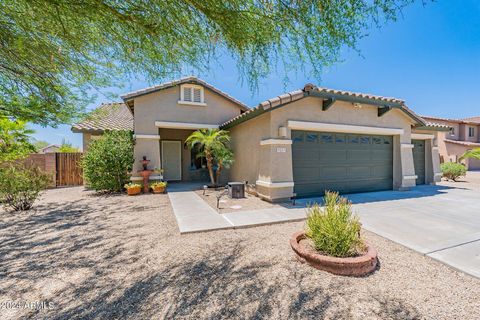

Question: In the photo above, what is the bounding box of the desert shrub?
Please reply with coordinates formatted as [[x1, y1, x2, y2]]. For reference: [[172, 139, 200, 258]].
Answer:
[[0, 162, 50, 211], [82, 131, 134, 192], [305, 191, 364, 258], [440, 162, 466, 181]]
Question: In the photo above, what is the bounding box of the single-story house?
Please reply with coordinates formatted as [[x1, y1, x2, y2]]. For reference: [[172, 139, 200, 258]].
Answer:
[[73, 76, 448, 202], [421, 115, 480, 170]]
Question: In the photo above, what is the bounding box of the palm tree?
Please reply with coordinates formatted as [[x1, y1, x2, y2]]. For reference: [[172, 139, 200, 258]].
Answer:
[[185, 129, 231, 186], [459, 148, 480, 162], [213, 146, 234, 185]]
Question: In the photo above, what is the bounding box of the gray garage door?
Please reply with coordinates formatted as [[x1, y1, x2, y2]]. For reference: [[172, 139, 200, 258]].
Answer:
[[292, 131, 393, 198], [412, 139, 426, 185]]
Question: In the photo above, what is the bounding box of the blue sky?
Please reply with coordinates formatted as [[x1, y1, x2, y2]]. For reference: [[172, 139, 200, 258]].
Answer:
[[30, 0, 480, 149]]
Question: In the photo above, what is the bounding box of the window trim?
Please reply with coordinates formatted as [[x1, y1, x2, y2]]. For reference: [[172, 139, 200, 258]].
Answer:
[[179, 84, 206, 106]]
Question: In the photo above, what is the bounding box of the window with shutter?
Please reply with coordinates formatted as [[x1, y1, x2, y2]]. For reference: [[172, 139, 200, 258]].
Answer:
[[183, 87, 192, 102], [179, 84, 205, 105], [193, 88, 201, 102]]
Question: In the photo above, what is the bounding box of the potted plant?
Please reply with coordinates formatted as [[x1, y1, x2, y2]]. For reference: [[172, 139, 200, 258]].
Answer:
[[124, 183, 142, 196], [290, 191, 377, 276], [150, 181, 167, 194]]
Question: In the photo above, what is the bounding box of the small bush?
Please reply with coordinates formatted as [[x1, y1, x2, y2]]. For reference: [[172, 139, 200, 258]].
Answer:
[[0, 162, 50, 211], [82, 131, 134, 192], [305, 191, 364, 258], [440, 162, 466, 181]]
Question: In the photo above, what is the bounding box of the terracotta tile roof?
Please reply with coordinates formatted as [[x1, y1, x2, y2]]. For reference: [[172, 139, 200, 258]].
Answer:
[[121, 76, 249, 111], [222, 84, 425, 128], [423, 122, 451, 129], [71, 103, 133, 133], [445, 139, 480, 147], [462, 116, 480, 123], [422, 115, 480, 125]]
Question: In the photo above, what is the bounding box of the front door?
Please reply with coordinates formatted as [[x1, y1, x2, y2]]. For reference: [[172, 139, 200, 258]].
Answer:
[[161, 140, 182, 181]]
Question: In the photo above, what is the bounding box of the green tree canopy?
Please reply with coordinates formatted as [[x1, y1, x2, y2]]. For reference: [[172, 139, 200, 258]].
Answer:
[[1, 0, 416, 126], [58, 138, 80, 153], [0, 118, 35, 161]]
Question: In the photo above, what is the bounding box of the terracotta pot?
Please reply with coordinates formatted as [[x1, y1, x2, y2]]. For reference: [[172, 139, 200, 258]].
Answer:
[[127, 186, 141, 196], [151, 186, 166, 194], [290, 231, 378, 277]]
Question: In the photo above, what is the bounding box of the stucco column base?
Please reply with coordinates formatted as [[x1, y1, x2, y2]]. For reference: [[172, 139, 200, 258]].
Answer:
[[256, 184, 294, 203], [397, 187, 411, 191], [133, 139, 161, 173]]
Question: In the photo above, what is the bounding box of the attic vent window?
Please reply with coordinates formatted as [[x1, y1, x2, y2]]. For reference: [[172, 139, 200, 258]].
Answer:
[[179, 84, 206, 106]]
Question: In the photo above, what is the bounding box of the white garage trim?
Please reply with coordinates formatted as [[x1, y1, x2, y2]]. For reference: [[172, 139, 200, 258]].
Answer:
[[260, 139, 292, 146], [256, 180, 294, 188], [411, 133, 434, 140], [155, 121, 218, 130], [287, 120, 404, 135], [134, 134, 161, 140]]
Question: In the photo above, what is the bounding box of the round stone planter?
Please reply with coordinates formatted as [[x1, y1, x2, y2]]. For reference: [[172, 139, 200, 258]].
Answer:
[[290, 231, 378, 276], [126, 187, 142, 196]]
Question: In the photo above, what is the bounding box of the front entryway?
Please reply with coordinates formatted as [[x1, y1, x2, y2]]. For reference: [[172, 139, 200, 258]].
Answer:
[[412, 139, 426, 185], [292, 131, 394, 198], [161, 140, 182, 181]]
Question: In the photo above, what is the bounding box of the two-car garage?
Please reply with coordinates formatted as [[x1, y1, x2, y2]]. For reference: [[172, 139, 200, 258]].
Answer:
[[292, 130, 394, 198]]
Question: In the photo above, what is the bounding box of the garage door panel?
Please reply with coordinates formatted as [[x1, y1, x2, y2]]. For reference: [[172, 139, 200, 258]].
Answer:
[[348, 149, 371, 161], [320, 150, 347, 162], [412, 139, 426, 185], [293, 167, 321, 182], [321, 166, 348, 179], [348, 166, 372, 179], [372, 149, 393, 161], [292, 130, 393, 197]]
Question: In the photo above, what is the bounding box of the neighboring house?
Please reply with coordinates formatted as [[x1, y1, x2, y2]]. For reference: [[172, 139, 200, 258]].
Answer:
[[39, 144, 60, 154], [71, 102, 133, 151], [72, 76, 448, 202], [422, 116, 480, 170]]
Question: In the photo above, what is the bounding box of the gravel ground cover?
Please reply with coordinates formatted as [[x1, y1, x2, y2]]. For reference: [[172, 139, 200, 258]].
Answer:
[[195, 189, 282, 213], [1, 186, 479, 319]]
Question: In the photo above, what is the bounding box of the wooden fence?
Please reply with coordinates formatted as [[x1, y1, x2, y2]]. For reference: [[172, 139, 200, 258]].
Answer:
[[21, 152, 83, 187], [56, 153, 83, 186]]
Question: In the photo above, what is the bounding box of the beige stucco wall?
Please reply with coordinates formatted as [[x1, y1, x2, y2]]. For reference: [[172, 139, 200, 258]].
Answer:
[[82, 133, 102, 152], [229, 97, 421, 201], [133, 86, 243, 135], [229, 112, 271, 184], [132, 85, 244, 177]]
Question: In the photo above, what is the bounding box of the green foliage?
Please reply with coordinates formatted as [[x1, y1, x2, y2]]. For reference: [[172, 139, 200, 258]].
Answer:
[[124, 182, 141, 190], [440, 162, 467, 181], [58, 139, 80, 153], [0, 118, 35, 161], [150, 181, 167, 188], [185, 129, 231, 186], [0, 0, 416, 125], [0, 162, 50, 211], [305, 192, 364, 258], [82, 131, 134, 192], [459, 148, 480, 161]]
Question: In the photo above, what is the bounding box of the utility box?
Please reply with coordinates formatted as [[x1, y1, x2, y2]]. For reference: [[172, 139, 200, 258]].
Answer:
[[228, 182, 245, 199]]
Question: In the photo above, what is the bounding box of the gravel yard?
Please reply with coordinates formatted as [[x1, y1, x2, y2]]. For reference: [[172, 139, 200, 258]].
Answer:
[[195, 189, 282, 213], [1, 187, 479, 319]]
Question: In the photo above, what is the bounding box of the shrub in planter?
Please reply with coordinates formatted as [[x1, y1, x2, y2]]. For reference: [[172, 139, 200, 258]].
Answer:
[[305, 192, 364, 258], [82, 131, 134, 192], [440, 162, 467, 181], [124, 183, 142, 195], [0, 162, 50, 211], [150, 181, 167, 194]]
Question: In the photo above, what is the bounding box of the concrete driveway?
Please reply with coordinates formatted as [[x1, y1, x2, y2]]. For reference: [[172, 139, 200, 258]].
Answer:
[[342, 185, 480, 278]]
